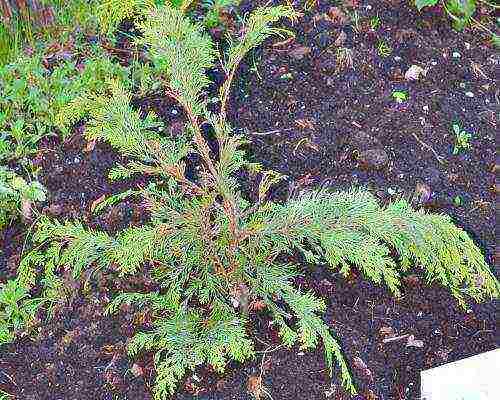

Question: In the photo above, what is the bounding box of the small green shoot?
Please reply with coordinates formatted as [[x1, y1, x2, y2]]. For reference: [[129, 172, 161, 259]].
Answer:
[[453, 195, 462, 207], [376, 39, 392, 57], [370, 15, 381, 30], [0, 388, 15, 399], [452, 123, 472, 155], [392, 91, 408, 103], [414, 0, 498, 44]]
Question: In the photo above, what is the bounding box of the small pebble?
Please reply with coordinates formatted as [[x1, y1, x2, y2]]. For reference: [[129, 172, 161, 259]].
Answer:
[[405, 65, 425, 81], [465, 92, 474, 98], [452, 51, 461, 58], [394, 56, 402, 62], [423, 105, 429, 111], [465, 42, 471, 50], [130, 363, 143, 378], [171, 109, 178, 115]]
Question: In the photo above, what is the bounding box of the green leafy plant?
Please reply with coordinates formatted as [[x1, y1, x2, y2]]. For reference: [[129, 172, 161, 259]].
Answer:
[[0, 279, 42, 345], [0, 0, 100, 66], [97, 0, 155, 35], [392, 90, 408, 102], [15, 4, 499, 400], [0, 166, 46, 229], [0, 388, 14, 399], [414, 0, 499, 46], [0, 47, 130, 160], [452, 122, 472, 154]]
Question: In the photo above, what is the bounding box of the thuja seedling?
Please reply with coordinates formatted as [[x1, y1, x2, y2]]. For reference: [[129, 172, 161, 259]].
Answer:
[[8, 3, 500, 400], [452, 122, 472, 155]]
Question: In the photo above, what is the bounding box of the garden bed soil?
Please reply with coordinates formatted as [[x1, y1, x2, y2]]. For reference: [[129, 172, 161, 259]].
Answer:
[[1, 1, 498, 399]]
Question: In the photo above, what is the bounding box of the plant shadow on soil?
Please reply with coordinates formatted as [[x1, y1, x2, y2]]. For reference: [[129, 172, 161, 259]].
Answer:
[[0, 1, 498, 399]]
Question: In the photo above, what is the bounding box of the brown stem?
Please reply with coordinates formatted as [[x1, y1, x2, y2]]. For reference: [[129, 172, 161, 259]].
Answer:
[[219, 66, 238, 121]]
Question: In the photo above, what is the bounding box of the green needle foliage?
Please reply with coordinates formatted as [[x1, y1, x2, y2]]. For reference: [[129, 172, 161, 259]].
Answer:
[[0, 279, 42, 345], [97, 0, 156, 35], [10, 3, 499, 399]]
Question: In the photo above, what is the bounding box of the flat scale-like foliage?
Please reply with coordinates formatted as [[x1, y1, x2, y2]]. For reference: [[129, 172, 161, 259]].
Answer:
[[5, 3, 498, 399]]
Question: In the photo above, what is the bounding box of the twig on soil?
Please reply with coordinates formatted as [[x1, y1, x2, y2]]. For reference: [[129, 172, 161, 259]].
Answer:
[[256, 344, 283, 400], [411, 131, 445, 165], [471, 329, 493, 338], [382, 334, 410, 343], [101, 43, 135, 55], [247, 128, 293, 136], [0, 370, 17, 387], [352, 297, 359, 310]]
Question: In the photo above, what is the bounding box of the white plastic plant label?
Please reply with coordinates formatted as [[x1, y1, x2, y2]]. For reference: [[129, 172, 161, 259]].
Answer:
[[421, 349, 500, 400]]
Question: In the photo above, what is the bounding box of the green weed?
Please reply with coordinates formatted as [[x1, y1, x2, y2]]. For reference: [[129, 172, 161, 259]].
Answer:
[[0, 166, 46, 229], [414, 0, 499, 47], [0, 46, 130, 160], [452, 122, 472, 154]]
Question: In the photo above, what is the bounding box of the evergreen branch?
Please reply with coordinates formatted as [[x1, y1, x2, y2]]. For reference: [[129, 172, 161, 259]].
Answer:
[[220, 5, 298, 118], [97, 0, 156, 35], [136, 6, 217, 118], [257, 190, 499, 305]]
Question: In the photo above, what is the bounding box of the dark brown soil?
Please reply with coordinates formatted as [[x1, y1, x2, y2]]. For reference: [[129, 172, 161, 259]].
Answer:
[[1, 1, 498, 400]]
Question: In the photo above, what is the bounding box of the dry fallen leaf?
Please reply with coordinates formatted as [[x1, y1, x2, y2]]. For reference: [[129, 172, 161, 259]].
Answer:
[[249, 299, 267, 312], [295, 119, 315, 130], [353, 356, 368, 371], [353, 356, 373, 381], [184, 375, 204, 395], [335, 30, 347, 46], [85, 138, 96, 152], [247, 375, 262, 399], [405, 65, 426, 81], [379, 326, 395, 338], [272, 36, 294, 48], [326, 7, 349, 25], [364, 389, 378, 400], [21, 199, 33, 222], [288, 45, 311, 60], [130, 363, 143, 378], [403, 274, 421, 287]]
